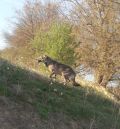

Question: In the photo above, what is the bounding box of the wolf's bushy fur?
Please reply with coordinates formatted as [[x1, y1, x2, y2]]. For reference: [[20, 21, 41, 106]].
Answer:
[[37, 55, 79, 86]]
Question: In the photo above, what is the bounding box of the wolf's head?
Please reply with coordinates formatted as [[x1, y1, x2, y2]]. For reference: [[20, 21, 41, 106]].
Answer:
[[37, 55, 50, 63]]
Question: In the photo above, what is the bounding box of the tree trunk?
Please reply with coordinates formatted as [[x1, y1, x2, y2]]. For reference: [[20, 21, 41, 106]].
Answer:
[[94, 71, 112, 88], [99, 75, 109, 88], [94, 71, 104, 84]]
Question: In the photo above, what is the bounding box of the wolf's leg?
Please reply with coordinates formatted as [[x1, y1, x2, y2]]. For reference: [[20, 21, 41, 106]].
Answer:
[[68, 74, 79, 86], [50, 73, 55, 78], [71, 76, 76, 86], [63, 75, 70, 86], [71, 77, 80, 86], [63, 78, 67, 85], [51, 74, 56, 83], [49, 72, 56, 85]]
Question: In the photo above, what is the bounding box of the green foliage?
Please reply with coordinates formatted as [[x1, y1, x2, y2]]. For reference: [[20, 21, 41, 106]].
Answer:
[[32, 22, 75, 65]]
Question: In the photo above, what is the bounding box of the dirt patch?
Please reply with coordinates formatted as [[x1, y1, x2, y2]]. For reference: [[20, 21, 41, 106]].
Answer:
[[0, 96, 85, 129], [0, 96, 43, 129]]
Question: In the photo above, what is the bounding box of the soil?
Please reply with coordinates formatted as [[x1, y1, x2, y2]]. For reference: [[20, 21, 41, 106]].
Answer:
[[0, 96, 84, 129]]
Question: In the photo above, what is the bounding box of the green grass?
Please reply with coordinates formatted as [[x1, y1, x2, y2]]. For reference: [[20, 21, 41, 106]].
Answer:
[[0, 58, 120, 129]]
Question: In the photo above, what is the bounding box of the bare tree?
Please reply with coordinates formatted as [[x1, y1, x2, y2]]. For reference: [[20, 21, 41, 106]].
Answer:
[[5, 0, 60, 47], [63, 0, 120, 87], [3, 0, 60, 67]]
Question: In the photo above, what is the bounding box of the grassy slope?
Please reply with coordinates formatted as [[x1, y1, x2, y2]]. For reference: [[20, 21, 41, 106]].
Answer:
[[0, 58, 120, 129]]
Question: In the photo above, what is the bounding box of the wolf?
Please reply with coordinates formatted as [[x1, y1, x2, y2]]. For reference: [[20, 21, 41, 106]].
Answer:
[[37, 55, 80, 86]]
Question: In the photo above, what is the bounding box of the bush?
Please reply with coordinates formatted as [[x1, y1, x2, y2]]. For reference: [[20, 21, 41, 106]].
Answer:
[[32, 22, 75, 66]]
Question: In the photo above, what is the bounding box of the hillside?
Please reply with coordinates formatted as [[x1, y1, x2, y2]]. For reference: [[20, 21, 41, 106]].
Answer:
[[0, 58, 120, 129]]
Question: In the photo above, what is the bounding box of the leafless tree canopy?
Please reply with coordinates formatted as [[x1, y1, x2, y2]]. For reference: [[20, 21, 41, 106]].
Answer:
[[61, 0, 120, 87]]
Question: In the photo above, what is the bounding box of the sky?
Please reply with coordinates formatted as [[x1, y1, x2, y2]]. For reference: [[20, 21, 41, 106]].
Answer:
[[0, 0, 25, 50], [0, 0, 60, 50]]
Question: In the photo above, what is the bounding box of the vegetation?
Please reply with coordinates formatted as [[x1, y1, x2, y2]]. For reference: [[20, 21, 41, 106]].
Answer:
[[67, 0, 120, 87], [0, 0, 120, 128], [0, 58, 120, 129], [32, 22, 75, 65], [2, 0, 120, 87]]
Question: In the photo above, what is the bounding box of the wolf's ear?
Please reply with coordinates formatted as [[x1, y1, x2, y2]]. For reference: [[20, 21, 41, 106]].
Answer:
[[43, 55, 47, 58], [37, 56, 42, 60]]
